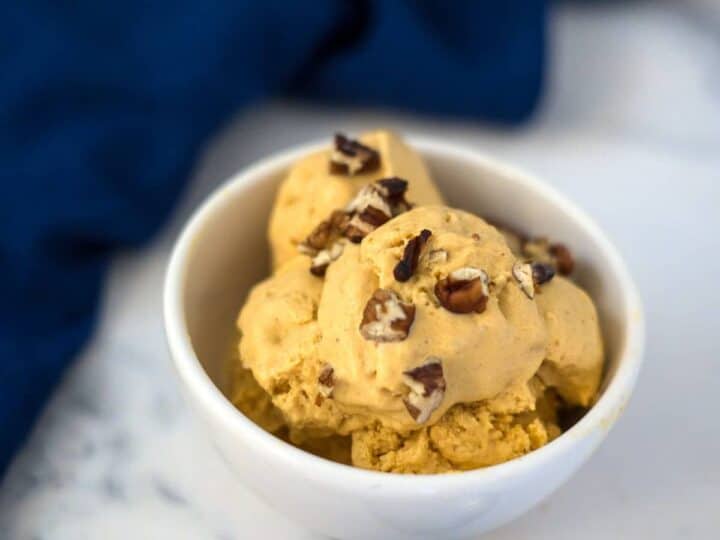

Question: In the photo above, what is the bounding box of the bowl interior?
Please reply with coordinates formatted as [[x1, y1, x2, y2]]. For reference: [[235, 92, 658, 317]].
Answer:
[[182, 143, 628, 410]]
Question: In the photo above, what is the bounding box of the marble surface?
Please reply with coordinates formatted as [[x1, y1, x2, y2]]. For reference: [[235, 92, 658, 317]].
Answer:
[[2, 2, 719, 538]]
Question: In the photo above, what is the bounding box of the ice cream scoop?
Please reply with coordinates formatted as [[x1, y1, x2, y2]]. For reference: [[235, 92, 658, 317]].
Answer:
[[268, 130, 444, 268], [535, 276, 604, 407], [236, 204, 592, 440], [317, 205, 548, 431], [233, 134, 606, 474]]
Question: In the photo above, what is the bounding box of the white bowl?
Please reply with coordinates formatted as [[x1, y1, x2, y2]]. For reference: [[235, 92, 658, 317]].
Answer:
[[163, 137, 645, 539]]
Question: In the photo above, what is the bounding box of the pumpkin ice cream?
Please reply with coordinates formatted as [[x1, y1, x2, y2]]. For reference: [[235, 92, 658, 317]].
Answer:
[[268, 130, 444, 268], [231, 132, 604, 473]]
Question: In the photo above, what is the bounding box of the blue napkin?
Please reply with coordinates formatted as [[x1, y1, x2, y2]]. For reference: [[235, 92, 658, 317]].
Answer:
[[0, 0, 546, 475]]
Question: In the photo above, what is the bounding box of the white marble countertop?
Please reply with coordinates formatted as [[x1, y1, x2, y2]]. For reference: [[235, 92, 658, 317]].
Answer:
[[2, 2, 719, 538]]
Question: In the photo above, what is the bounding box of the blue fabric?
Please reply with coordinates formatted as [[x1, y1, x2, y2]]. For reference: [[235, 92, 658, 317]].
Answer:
[[0, 1, 546, 475]]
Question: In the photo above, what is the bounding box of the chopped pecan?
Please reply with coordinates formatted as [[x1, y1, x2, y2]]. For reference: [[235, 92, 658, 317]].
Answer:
[[402, 358, 446, 423], [345, 184, 393, 215], [310, 240, 346, 277], [394, 229, 432, 282], [427, 249, 448, 265], [359, 289, 415, 342], [318, 364, 335, 398], [434, 267, 490, 314], [358, 205, 391, 228], [299, 210, 350, 255], [343, 184, 393, 243], [340, 178, 414, 243], [549, 243, 574, 275], [344, 212, 388, 243], [523, 238, 575, 276], [513, 260, 556, 298], [513, 261, 535, 299], [329, 133, 380, 176], [297, 243, 317, 256], [343, 223, 369, 244], [531, 262, 556, 285], [330, 209, 352, 229], [376, 177, 411, 213], [303, 220, 332, 252]]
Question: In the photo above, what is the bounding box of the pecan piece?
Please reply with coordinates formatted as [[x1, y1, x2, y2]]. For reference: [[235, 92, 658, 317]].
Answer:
[[549, 243, 574, 275], [513, 260, 556, 299], [359, 289, 415, 342], [329, 133, 380, 176], [402, 358, 446, 424], [434, 267, 490, 314], [345, 184, 393, 215], [343, 184, 393, 243], [318, 364, 335, 398], [310, 240, 346, 277], [532, 262, 556, 285], [427, 249, 448, 265], [302, 219, 332, 253], [512, 261, 535, 299], [344, 211, 389, 243], [358, 205, 391, 228], [394, 229, 432, 282], [523, 237, 575, 276], [299, 210, 350, 255], [339, 178, 413, 243], [376, 177, 411, 213]]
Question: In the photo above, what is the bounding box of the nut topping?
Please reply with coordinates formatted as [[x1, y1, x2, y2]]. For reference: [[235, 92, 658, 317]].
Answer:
[[531, 262, 556, 285], [299, 210, 350, 258], [297, 242, 316, 256], [310, 240, 346, 277], [513, 261, 535, 299], [303, 219, 332, 252], [376, 177, 411, 213], [434, 267, 490, 314], [342, 179, 411, 243], [377, 177, 407, 198], [359, 289, 415, 342], [345, 184, 393, 216], [513, 260, 556, 298], [523, 237, 575, 276], [394, 229, 432, 282], [549, 243, 574, 275], [301, 210, 349, 252], [300, 209, 351, 276], [427, 249, 448, 265], [318, 364, 335, 398], [344, 212, 389, 243], [329, 133, 380, 176], [344, 185, 393, 242], [402, 358, 446, 423], [302, 177, 411, 262]]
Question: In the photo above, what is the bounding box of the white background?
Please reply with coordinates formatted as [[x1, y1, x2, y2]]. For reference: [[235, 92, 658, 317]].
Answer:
[[1, 2, 719, 538]]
